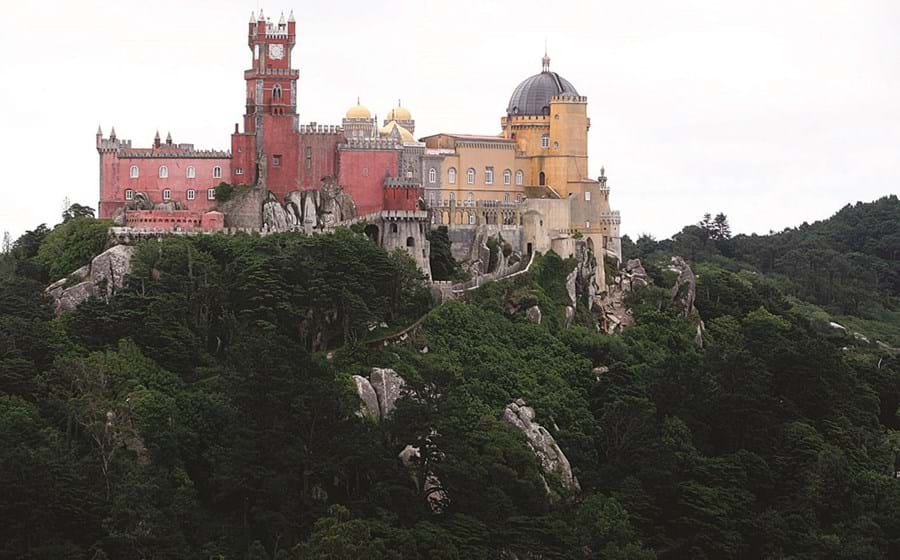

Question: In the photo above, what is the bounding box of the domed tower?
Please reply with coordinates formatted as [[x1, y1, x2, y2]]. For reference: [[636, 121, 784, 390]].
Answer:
[[501, 52, 589, 198], [384, 101, 415, 135], [343, 98, 375, 139]]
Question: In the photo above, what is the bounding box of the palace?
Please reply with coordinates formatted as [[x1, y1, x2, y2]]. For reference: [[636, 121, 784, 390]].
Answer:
[[97, 10, 622, 288]]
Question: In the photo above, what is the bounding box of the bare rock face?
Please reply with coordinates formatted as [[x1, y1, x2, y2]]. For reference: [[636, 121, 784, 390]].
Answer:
[[564, 305, 575, 328], [502, 399, 580, 494], [596, 258, 648, 333], [352, 375, 380, 420], [669, 256, 705, 346], [262, 193, 295, 231], [574, 240, 599, 310], [526, 306, 542, 325], [46, 244, 136, 314]]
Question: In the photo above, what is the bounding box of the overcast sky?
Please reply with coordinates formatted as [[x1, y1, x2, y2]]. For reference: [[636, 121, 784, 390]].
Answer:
[[1, 0, 898, 241]]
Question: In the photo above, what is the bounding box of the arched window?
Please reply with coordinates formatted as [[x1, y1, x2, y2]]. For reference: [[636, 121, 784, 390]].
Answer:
[[485, 168, 493, 185], [187, 189, 196, 200], [273, 84, 282, 100], [129, 165, 139, 178], [213, 166, 222, 179], [466, 168, 475, 185], [162, 189, 172, 200], [541, 134, 550, 149], [186, 166, 196, 179], [159, 165, 168, 178], [428, 167, 437, 184], [448, 167, 456, 184], [515, 170, 524, 185], [449, 192, 456, 202], [503, 169, 511, 185], [406, 236, 415, 247], [539, 171, 546, 185], [467, 191, 474, 203]]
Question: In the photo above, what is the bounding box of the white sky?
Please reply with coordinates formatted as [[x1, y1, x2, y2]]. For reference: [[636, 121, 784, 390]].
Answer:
[[1, 0, 898, 241]]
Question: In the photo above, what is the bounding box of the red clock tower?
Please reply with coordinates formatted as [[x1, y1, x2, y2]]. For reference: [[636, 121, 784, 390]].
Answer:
[[231, 9, 299, 199]]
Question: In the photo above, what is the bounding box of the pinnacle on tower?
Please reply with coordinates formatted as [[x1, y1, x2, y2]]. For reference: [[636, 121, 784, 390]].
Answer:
[[96, 125, 103, 136], [279, 11, 285, 25], [110, 126, 116, 139], [249, 10, 255, 22], [258, 8, 265, 21], [166, 131, 172, 145], [542, 50, 551, 73], [288, 9, 295, 22]]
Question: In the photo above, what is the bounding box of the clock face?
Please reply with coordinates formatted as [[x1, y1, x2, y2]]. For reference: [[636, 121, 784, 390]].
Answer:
[[268, 43, 285, 60]]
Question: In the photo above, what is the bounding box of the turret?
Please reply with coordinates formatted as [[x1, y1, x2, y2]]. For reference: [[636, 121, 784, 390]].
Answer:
[[165, 131, 173, 146], [109, 126, 116, 141], [96, 125, 102, 148], [153, 130, 161, 148]]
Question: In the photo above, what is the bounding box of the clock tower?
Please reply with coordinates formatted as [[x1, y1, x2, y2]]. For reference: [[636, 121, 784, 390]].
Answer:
[[232, 9, 300, 198]]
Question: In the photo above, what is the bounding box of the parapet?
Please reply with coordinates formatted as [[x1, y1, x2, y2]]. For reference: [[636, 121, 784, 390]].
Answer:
[[384, 177, 421, 188], [340, 137, 402, 150], [299, 123, 344, 135], [550, 94, 588, 104]]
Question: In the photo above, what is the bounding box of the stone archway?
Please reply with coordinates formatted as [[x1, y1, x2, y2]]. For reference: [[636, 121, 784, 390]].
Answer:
[[364, 224, 379, 243]]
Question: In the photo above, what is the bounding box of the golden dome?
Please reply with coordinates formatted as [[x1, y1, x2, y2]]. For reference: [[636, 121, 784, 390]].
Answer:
[[345, 102, 371, 119], [379, 121, 415, 143], [386, 105, 412, 121]]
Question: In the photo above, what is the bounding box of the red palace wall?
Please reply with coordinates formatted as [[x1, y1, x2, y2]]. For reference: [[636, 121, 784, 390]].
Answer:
[[337, 150, 399, 215], [298, 132, 342, 190], [260, 115, 299, 200], [383, 187, 423, 211], [99, 152, 231, 219]]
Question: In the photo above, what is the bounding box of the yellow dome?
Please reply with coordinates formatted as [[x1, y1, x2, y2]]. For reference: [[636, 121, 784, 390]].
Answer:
[[345, 103, 371, 119], [386, 106, 412, 121], [379, 121, 415, 143]]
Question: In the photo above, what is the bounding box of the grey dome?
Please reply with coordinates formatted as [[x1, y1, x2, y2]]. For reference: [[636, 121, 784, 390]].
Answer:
[[507, 64, 579, 116]]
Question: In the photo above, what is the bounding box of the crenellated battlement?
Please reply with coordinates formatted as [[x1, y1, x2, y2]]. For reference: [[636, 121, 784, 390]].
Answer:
[[340, 137, 401, 150], [384, 177, 421, 188], [550, 94, 588, 104], [298, 123, 343, 135]]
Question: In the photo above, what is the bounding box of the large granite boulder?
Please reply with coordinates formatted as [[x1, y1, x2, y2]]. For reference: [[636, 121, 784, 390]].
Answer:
[[596, 258, 648, 333], [502, 399, 580, 494], [262, 193, 295, 232], [399, 444, 449, 513], [669, 256, 704, 346], [526, 305, 542, 325], [46, 244, 136, 314], [353, 368, 406, 421]]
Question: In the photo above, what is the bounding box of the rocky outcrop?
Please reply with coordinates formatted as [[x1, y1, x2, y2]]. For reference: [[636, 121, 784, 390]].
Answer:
[[574, 240, 599, 310], [261, 184, 358, 233], [399, 444, 449, 513], [669, 256, 704, 346], [564, 305, 575, 328], [526, 305, 542, 325], [46, 244, 136, 314], [596, 258, 648, 333], [353, 368, 406, 421], [502, 399, 580, 494]]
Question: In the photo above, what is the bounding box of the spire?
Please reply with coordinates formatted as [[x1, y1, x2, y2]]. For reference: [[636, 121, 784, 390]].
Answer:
[[249, 10, 255, 23], [288, 9, 295, 22], [600, 166, 605, 178], [154, 130, 160, 140], [258, 8, 265, 21], [357, 96, 360, 105], [278, 11, 285, 25], [110, 126, 116, 139], [542, 43, 550, 72], [165, 131, 172, 145], [96, 125, 102, 136]]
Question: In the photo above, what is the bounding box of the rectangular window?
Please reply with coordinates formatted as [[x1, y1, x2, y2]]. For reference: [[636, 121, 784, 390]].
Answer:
[[235, 167, 244, 175], [362, 167, 369, 177], [585, 191, 591, 201], [207, 188, 216, 200], [187, 189, 195, 201], [125, 189, 134, 200], [585, 221, 591, 229], [305, 147, 312, 169], [273, 154, 282, 167], [541, 135, 550, 149], [163, 189, 172, 201]]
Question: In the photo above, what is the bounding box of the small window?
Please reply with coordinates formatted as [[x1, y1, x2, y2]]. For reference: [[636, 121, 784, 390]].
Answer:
[[468, 214, 476, 225], [186, 166, 196, 179], [449, 192, 456, 202], [516, 193, 524, 203], [163, 189, 171, 201], [586, 221, 591, 228], [541, 135, 550, 149], [466, 168, 475, 185], [159, 165, 168, 178], [390, 223, 398, 233], [125, 189, 134, 200], [429, 167, 437, 184], [273, 154, 282, 167], [305, 147, 312, 169], [504, 192, 510, 203], [235, 167, 243, 175], [362, 167, 369, 177], [515, 170, 524, 186], [213, 166, 222, 178], [467, 192, 474, 202], [553, 141, 559, 149], [187, 189, 196, 200], [273, 84, 282, 100], [585, 191, 591, 201], [130, 165, 139, 178], [207, 188, 216, 200], [448, 167, 457, 184], [485, 168, 493, 185], [503, 169, 511, 185], [406, 236, 415, 247]]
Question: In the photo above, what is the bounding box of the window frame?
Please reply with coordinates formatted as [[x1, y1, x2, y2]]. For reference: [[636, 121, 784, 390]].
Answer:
[[129, 165, 139, 178], [540, 134, 550, 149], [187, 189, 196, 201], [448, 167, 457, 184], [503, 169, 511, 185], [213, 166, 222, 179], [162, 189, 172, 201], [125, 189, 134, 201], [207, 188, 216, 200], [186, 165, 196, 179], [466, 168, 475, 185], [485, 168, 493, 185], [428, 167, 437, 184], [159, 165, 168, 178], [515, 170, 524, 186]]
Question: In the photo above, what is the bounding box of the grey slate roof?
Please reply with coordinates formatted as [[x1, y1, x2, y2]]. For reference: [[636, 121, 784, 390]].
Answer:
[[507, 71, 579, 116]]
